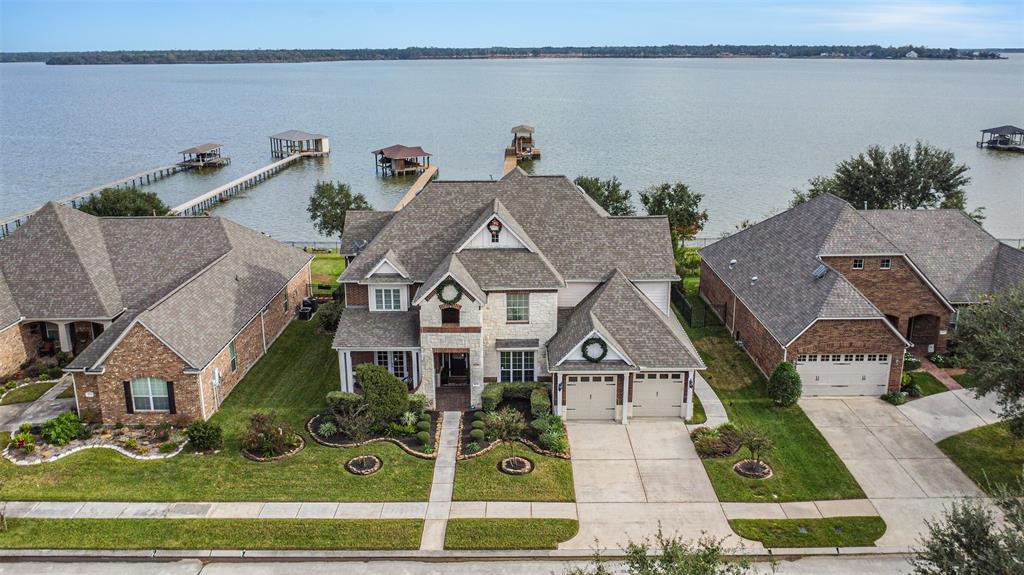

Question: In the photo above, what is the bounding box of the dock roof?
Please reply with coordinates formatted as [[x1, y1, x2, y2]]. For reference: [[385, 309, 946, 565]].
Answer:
[[511, 124, 535, 134], [981, 125, 1024, 135], [372, 145, 431, 159], [270, 130, 327, 141], [179, 143, 223, 155]]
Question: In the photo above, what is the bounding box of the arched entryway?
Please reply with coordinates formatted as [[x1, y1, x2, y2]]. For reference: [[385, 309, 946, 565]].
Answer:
[[908, 314, 942, 353]]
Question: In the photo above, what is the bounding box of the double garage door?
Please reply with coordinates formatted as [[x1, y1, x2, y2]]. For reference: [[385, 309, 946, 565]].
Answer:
[[796, 353, 891, 396], [564, 372, 685, 420]]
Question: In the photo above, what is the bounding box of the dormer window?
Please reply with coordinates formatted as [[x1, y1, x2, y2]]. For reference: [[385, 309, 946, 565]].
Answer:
[[487, 218, 503, 243]]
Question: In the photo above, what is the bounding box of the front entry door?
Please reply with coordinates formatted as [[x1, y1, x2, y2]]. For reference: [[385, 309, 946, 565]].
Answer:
[[436, 352, 469, 386]]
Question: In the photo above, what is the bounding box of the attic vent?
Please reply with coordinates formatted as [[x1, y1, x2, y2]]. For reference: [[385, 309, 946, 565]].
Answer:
[[354, 239, 368, 253], [812, 264, 829, 279], [729, 259, 737, 269], [750, 276, 758, 285]]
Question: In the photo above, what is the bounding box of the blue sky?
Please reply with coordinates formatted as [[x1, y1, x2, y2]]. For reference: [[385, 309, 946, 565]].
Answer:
[[1, 0, 1021, 52]]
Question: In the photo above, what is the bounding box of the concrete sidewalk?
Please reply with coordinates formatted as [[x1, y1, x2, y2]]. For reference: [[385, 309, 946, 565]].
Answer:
[[419, 411, 460, 550], [689, 374, 729, 429]]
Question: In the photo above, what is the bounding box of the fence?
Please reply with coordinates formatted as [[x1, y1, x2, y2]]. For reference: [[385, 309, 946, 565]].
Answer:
[[671, 283, 723, 329], [283, 240, 342, 253]]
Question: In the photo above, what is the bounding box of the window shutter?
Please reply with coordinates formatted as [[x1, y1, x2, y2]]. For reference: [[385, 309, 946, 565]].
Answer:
[[167, 381, 177, 414], [123, 381, 134, 414]]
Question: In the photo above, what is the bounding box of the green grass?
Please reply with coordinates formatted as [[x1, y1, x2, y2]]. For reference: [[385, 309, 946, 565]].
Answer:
[[445, 519, 578, 550], [311, 251, 346, 296], [0, 518, 422, 550], [56, 385, 75, 399], [453, 444, 575, 502], [952, 372, 977, 388], [687, 394, 707, 425], [938, 422, 1024, 494], [0, 382, 57, 405], [907, 371, 948, 397], [729, 517, 886, 548], [0, 318, 434, 502]]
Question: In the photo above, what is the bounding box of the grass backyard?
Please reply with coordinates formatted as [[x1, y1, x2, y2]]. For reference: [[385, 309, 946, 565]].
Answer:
[[730, 517, 886, 548], [952, 372, 977, 388], [0, 518, 423, 550], [453, 445, 575, 502], [0, 318, 435, 502], [907, 371, 948, 397], [938, 422, 1024, 494], [0, 382, 57, 405], [445, 519, 578, 550], [311, 250, 345, 296]]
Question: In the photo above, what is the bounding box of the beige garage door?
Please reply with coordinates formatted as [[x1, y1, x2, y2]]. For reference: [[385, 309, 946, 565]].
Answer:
[[565, 375, 617, 420], [632, 372, 684, 418], [797, 353, 891, 396]]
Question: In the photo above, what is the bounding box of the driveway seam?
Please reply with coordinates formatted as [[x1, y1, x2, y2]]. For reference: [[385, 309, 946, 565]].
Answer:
[[624, 426, 650, 503]]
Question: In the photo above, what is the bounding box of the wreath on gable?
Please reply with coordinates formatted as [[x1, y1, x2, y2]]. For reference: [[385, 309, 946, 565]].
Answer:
[[581, 337, 608, 363], [437, 278, 463, 305]]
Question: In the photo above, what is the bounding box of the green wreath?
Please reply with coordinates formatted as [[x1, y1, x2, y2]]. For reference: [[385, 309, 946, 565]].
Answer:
[[436, 278, 463, 305], [581, 337, 608, 363]]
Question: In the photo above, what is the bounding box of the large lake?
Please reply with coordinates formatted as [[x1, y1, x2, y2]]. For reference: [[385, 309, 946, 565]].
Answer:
[[1, 57, 1022, 241]]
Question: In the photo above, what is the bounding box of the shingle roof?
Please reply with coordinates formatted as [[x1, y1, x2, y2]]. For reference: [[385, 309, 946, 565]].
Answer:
[[993, 243, 1024, 293], [495, 339, 540, 349], [340, 211, 394, 256], [0, 269, 20, 331], [339, 169, 677, 284], [331, 309, 420, 349], [414, 253, 487, 305], [981, 125, 1024, 135], [456, 249, 563, 290], [180, 143, 222, 155], [372, 145, 431, 159], [547, 270, 704, 371], [271, 130, 326, 141]]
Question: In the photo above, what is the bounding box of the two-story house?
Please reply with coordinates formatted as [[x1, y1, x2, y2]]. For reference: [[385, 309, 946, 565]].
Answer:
[[332, 169, 704, 421], [699, 193, 1024, 396]]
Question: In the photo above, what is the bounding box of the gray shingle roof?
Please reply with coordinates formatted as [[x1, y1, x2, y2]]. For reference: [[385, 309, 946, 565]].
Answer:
[[271, 130, 326, 141], [340, 211, 394, 256], [0, 269, 20, 330], [339, 169, 677, 284], [331, 309, 420, 349], [456, 249, 563, 290], [547, 270, 704, 371], [993, 243, 1024, 293], [365, 249, 411, 280], [414, 253, 487, 305]]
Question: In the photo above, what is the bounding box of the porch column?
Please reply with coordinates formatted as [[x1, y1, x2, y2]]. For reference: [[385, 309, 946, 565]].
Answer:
[[57, 321, 73, 354], [412, 351, 420, 387], [554, 373, 563, 417], [621, 373, 630, 425], [685, 371, 695, 420], [339, 350, 354, 392]]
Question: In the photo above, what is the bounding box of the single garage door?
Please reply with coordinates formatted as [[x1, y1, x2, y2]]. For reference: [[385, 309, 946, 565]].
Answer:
[[797, 353, 891, 396], [565, 375, 617, 420], [632, 372, 684, 418]]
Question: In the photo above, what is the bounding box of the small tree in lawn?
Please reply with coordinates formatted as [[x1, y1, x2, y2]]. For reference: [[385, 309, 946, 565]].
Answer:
[[738, 427, 773, 468], [485, 406, 527, 463], [306, 181, 372, 242], [767, 361, 802, 407], [639, 182, 709, 247]]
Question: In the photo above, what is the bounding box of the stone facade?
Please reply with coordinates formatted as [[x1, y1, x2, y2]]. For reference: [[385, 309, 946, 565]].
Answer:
[[0, 322, 32, 378], [479, 291, 558, 380], [789, 319, 906, 392]]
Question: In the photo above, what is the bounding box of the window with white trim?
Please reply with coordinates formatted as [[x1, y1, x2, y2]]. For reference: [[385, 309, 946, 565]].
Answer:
[[131, 377, 169, 412], [807, 354, 818, 362], [500, 351, 535, 382], [506, 293, 529, 322], [375, 351, 407, 379], [228, 341, 237, 372], [855, 354, 865, 361], [843, 354, 854, 362], [374, 288, 402, 311], [880, 258, 891, 270], [852, 258, 864, 270]]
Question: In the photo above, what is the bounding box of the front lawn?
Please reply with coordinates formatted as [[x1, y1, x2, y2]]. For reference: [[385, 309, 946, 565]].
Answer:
[[0, 318, 434, 502], [687, 394, 707, 425], [907, 371, 948, 397], [311, 251, 345, 296], [0, 382, 57, 405], [453, 444, 575, 502], [729, 517, 886, 548], [445, 519, 578, 550], [938, 422, 1024, 494], [952, 372, 977, 388], [0, 518, 422, 550]]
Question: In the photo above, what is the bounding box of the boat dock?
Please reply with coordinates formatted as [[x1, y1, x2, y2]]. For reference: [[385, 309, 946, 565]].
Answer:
[[978, 125, 1024, 153], [393, 165, 439, 211], [171, 152, 311, 216], [502, 124, 540, 175]]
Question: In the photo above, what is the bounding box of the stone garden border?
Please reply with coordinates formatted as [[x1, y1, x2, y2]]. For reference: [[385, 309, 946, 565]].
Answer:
[[305, 413, 442, 460], [345, 454, 383, 475], [2, 437, 188, 466], [241, 435, 305, 463], [455, 412, 571, 461]]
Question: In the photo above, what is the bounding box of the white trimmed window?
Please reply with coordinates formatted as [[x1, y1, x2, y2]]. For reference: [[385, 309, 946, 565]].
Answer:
[[229, 341, 237, 372], [506, 293, 529, 322], [375, 351, 407, 379], [500, 351, 535, 382], [131, 377, 169, 412], [867, 354, 877, 361], [807, 354, 818, 362], [374, 288, 402, 311], [880, 258, 891, 270], [843, 354, 854, 362], [852, 258, 864, 270]]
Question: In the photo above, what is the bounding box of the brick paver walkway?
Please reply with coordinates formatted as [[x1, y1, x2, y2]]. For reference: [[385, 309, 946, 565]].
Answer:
[[913, 353, 962, 391]]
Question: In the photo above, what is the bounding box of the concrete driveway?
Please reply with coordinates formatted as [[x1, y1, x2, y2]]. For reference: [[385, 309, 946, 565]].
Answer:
[[561, 420, 749, 550], [0, 381, 75, 432], [899, 389, 1002, 442], [800, 397, 985, 547]]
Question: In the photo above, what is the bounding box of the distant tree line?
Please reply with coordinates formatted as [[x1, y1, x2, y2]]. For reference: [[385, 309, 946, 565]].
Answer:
[[0, 45, 1004, 65]]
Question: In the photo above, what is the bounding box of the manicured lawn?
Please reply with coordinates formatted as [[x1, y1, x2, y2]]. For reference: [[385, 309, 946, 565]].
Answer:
[[907, 371, 948, 397], [938, 422, 1024, 494], [687, 394, 707, 425], [729, 517, 886, 548], [56, 385, 75, 399], [311, 251, 345, 296], [0, 318, 434, 502], [445, 519, 578, 550], [0, 518, 422, 550], [952, 372, 977, 388], [0, 382, 56, 405], [453, 445, 575, 502]]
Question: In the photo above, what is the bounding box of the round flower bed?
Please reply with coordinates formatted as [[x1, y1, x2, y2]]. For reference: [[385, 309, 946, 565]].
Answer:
[[241, 435, 305, 463], [732, 458, 773, 479], [345, 454, 383, 475], [498, 455, 534, 475]]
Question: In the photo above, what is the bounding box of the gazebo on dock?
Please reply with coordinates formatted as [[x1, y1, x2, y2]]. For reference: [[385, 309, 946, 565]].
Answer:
[[270, 130, 330, 158], [178, 143, 230, 168], [978, 125, 1024, 153], [372, 145, 432, 176], [508, 124, 540, 160]]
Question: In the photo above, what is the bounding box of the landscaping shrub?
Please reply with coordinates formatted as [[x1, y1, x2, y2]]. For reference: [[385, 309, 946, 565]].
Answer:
[[693, 423, 742, 458], [902, 381, 922, 397], [469, 428, 485, 441], [530, 413, 562, 434], [317, 421, 338, 437], [329, 394, 375, 443], [881, 391, 908, 406], [123, 437, 139, 451], [481, 382, 546, 412], [416, 420, 431, 432], [326, 391, 363, 413], [530, 387, 552, 418], [186, 421, 223, 451], [357, 364, 409, 425], [13, 431, 34, 450], [387, 421, 415, 436], [408, 394, 427, 416], [41, 412, 83, 446], [481, 383, 504, 412], [767, 361, 801, 407], [737, 426, 774, 464], [538, 428, 569, 453], [473, 411, 486, 421], [471, 420, 485, 430], [400, 411, 419, 428], [904, 353, 921, 371], [717, 423, 742, 451], [416, 430, 431, 445], [318, 300, 344, 331], [465, 441, 481, 454], [242, 413, 301, 458], [158, 442, 178, 454]]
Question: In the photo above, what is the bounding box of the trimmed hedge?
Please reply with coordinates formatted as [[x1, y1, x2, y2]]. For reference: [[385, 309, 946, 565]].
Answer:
[[530, 387, 552, 418], [480, 382, 548, 412]]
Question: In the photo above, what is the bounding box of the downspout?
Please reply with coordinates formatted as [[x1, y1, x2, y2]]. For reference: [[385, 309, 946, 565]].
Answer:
[[198, 372, 207, 420]]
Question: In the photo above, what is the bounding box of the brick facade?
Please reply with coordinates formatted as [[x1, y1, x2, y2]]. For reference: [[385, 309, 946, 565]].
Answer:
[[790, 319, 906, 392], [0, 322, 32, 378], [346, 284, 368, 307]]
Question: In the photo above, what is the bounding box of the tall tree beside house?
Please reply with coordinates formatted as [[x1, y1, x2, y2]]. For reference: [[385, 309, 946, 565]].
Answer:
[[953, 285, 1024, 438], [573, 176, 636, 216], [76, 187, 171, 217], [639, 182, 709, 245], [791, 141, 983, 221], [306, 181, 372, 240]]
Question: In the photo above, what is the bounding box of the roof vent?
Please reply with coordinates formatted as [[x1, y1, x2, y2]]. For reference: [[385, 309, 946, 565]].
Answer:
[[729, 259, 737, 269], [812, 264, 829, 279], [354, 239, 368, 253], [750, 276, 758, 285]]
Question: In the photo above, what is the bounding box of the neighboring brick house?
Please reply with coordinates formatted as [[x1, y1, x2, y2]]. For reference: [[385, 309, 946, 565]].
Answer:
[[333, 168, 704, 422], [700, 193, 1024, 396], [0, 202, 311, 423]]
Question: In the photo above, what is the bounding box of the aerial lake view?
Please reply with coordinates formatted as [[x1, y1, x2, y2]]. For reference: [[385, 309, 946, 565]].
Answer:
[[1, 55, 1022, 241]]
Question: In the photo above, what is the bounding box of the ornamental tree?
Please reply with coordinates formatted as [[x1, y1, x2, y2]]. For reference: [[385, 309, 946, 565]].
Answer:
[[640, 182, 709, 245], [485, 406, 527, 462], [574, 176, 636, 216], [306, 181, 372, 241]]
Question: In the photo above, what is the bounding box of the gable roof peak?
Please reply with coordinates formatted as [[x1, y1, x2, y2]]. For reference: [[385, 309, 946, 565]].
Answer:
[[500, 167, 529, 181]]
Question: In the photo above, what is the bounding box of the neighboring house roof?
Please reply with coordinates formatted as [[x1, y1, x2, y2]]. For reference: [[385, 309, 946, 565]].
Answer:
[[547, 269, 704, 371], [993, 243, 1024, 293], [340, 169, 677, 285], [340, 211, 394, 256], [331, 310, 420, 350], [0, 202, 311, 371]]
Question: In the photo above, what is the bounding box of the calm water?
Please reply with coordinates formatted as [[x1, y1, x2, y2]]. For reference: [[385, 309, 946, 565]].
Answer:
[[1, 57, 1022, 241]]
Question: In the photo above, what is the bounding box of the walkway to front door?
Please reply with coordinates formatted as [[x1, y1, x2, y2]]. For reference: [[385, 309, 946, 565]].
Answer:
[[435, 386, 470, 412]]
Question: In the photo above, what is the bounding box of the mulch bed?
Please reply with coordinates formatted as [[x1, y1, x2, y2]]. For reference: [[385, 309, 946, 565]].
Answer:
[[458, 401, 570, 459], [345, 454, 383, 475], [308, 411, 441, 456], [241, 435, 305, 463], [733, 458, 773, 479]]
